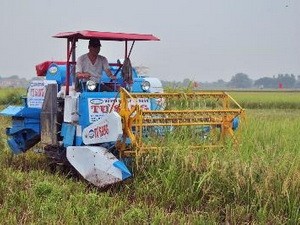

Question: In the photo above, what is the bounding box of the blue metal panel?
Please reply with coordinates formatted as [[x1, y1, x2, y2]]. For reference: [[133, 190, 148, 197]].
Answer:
[[8, 118, 40, 135], [131, 78, 144, 93], [0, 106, 41, 119], [113, 160, 132, 180], [0, 106, 24, 117], [61, 123, 75, 147], [2, 104, 41, 154], [6, 126, 40, 154], [75, 136, 83, 146], [78, 92, 118, 129], [45, 63, 73, 85], [19, 107, 41, 119]]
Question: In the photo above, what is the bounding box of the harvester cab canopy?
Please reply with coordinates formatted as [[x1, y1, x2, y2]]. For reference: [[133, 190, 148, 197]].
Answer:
[[52, 30, 160, 95]]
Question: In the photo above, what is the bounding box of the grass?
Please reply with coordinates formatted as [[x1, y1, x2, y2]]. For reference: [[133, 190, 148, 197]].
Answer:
[[0, 88, 300, 224]]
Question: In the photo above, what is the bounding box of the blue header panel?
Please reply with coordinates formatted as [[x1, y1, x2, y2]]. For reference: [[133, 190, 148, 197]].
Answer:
[[78, 92, 120, 129]]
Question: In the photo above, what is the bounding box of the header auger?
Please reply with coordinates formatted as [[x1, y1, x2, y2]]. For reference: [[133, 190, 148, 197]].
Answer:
[[0, 30, 245, 188]]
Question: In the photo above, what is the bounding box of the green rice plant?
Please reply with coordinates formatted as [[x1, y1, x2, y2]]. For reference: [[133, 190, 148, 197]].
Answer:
[[0, 87, 25, 106], [229, 91, 300, 109]]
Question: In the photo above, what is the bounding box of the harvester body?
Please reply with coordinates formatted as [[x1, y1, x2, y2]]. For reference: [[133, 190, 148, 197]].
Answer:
[[0, 31, 245, 187]]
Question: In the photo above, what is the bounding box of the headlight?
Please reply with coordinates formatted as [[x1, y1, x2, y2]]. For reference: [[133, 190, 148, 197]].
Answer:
[[141, 81, 150, 92], [87, 80, 97, 91]]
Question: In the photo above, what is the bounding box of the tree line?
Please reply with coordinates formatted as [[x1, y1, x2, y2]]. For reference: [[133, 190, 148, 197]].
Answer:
[[162, 73, 300, 89]]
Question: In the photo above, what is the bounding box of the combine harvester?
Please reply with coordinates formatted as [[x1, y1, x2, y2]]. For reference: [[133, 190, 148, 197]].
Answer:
[[0, 30, 245, 187]]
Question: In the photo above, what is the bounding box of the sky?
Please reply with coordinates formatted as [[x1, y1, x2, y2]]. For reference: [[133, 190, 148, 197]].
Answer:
[[0, 0, 299, 82]]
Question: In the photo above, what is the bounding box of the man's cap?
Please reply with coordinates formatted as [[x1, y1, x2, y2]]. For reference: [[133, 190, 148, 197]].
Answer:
[[89, 39, 101, 47]]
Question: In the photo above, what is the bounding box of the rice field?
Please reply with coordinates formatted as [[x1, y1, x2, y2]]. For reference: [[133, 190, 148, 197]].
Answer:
[[0, 89, 300, 224], [229, 91, 300, 109]]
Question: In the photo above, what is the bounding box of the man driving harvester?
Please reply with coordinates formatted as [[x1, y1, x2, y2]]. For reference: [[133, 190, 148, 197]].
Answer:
[[76, 38, 117, 91]]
